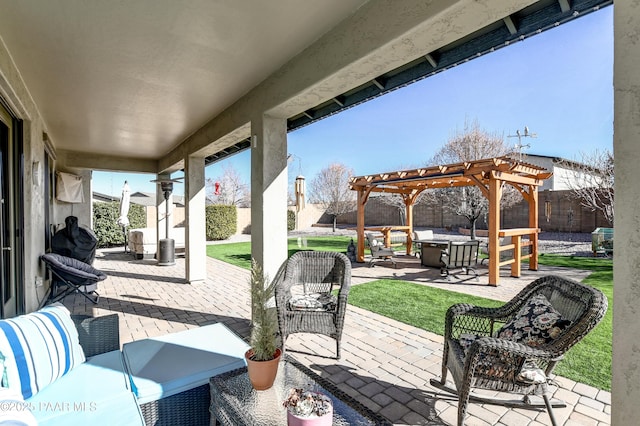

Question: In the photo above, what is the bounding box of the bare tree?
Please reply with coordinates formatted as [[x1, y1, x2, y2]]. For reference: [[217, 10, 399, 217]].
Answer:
[[558, 149, 614, 225], [309, 163, 357, 231], [206, 164, 250, 207], [429, 119, 520, 239]]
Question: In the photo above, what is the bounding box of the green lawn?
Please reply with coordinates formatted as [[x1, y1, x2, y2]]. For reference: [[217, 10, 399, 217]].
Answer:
[[207, 236, 613, 390], [206, 236, 353, 269], [349, 254, 613, 390]]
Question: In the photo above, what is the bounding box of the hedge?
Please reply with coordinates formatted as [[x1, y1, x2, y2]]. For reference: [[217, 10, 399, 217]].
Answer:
[[206, 204, 237, 240], [93, 202, 146, 247], [287, 210, 295, 231]]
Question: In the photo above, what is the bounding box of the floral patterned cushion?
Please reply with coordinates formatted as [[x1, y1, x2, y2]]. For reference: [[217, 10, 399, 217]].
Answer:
[[288, 293, 337, 312], [497, 294, 571, 347]]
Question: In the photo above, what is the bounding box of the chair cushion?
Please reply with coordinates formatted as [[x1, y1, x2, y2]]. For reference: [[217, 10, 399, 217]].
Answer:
[[497, 294, 571, 347], [0, 303, 86, 399], [288, 293, 337, 312], [457, 333, 548, 385], [28, 350, 145, 426]]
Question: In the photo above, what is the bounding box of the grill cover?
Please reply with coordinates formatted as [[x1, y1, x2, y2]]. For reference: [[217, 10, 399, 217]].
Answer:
[[51, 216, 98, 265]]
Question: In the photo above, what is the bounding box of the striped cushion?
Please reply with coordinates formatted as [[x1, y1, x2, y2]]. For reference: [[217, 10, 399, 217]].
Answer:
[[0, 303, 85, 399]]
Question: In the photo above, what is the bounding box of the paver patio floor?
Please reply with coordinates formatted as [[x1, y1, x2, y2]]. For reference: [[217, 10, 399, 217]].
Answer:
[[61, 248, 610, 425]]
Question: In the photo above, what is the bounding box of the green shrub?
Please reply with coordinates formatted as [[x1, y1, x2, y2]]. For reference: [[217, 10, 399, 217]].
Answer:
[[287, 210, 296, 231], [93, 202, 146, 247], [206, 204, 237, 240]]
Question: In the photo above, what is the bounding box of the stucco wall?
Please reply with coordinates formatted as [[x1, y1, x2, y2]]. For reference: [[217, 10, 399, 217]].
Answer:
[[0, 38, 49, 313], [613, 1, 640, 423]]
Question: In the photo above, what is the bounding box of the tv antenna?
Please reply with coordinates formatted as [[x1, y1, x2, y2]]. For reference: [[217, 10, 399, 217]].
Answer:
[[508, 126, 537, 160]]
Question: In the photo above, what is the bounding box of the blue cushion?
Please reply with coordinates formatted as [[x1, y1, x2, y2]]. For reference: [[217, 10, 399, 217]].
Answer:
[[0, 303, 85, 399], [28, 350, 144, 426], [122, 323, 249, 405]]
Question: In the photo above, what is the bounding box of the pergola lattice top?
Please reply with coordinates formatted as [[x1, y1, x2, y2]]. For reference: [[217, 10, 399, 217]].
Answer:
[[350, 156, 552, 193], [349, 156, 553, 286]]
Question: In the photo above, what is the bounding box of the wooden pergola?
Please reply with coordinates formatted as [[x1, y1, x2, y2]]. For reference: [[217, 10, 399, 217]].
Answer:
[[349, 156, 552, 286]]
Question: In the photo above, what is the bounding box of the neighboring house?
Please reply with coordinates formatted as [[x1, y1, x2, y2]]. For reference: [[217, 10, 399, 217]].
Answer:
[[92, 192, 120, 204], [522, 154, 601, 191]]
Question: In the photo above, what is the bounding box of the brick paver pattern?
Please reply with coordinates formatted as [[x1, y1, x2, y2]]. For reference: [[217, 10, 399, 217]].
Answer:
[[60, 249, 610, 426]]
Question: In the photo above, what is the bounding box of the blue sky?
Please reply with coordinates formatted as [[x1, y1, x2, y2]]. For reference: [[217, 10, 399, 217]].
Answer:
[[94, 6, 613, 197]]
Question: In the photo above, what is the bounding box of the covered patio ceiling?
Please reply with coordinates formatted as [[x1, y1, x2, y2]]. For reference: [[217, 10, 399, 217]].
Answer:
[[350, 157, 552, 285], [0, 0, 611, 169]]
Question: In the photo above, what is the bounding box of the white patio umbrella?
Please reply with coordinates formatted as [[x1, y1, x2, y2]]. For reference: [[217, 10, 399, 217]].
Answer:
[[117, 181, 131, 252]]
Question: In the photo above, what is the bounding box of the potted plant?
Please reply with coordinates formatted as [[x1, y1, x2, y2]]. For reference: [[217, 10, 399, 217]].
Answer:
[[245, 259, 282, 390], [283, 388, 333, 426]]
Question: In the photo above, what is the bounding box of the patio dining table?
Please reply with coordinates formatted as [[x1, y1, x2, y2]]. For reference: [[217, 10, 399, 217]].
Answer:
[[415, 239, 449, 267]]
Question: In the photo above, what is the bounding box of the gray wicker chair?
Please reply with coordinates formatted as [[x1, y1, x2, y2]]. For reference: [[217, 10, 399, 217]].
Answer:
[[430, 275, 608, 426], [275, 251, 351, 359]]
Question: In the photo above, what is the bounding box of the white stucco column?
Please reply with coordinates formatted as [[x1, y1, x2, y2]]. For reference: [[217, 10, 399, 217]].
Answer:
[[184, 156, 207, 283], [613, 3, 640, 424], [155, 172, 172, 242], [250, 114, 288, 281]]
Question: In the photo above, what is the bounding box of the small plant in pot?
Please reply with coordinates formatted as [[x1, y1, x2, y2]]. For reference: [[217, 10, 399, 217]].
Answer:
[[283, 388, 333, 426], [245, 259, 282, 390]]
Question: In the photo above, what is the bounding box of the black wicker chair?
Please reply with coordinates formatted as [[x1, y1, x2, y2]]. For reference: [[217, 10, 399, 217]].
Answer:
[[41, 253, 106, 305], [275, 251, 351, 359], [429, 275, 608, 426]]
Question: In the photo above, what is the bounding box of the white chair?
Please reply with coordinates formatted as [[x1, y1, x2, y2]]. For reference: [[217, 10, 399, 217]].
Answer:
[[365, 233, 397, 268]]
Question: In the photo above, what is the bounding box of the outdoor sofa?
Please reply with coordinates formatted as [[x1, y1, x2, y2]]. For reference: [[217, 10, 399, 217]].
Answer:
[[0, 304, 248, 426], [0, 304, 144, 426]]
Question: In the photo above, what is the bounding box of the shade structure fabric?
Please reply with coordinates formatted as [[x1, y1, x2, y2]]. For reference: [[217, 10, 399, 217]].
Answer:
[[117, 181, 131, 227]]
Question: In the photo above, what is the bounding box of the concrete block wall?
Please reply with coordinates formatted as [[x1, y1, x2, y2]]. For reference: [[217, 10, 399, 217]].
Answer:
[[336, 190, 610, 233]]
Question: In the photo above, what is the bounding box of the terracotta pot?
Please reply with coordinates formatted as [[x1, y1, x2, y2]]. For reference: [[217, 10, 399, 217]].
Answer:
[[287, 408, 333, 426], [245, 347, 281, 390]]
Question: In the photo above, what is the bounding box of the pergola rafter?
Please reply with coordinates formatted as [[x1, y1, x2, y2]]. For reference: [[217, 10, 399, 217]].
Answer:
[[349, 156, 552, 285]]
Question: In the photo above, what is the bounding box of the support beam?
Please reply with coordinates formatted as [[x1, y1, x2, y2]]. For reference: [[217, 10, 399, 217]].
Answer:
[[356, 189, 367, 262], [503, 15, 518, 35], [404, 195, 414, 255], [250, 114, 288, 280], [185, 156, 206, 284], [425, 53, 438, 68], [528, 185, 539, 271], [488, 177, 502, 286], [558, 0, 570, 13]]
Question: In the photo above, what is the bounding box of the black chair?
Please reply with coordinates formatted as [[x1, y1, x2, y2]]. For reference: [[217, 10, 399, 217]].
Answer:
[[40, 253, 106, 305]]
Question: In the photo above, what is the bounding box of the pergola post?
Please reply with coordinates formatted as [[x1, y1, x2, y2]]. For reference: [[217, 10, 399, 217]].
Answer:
[[356, 189, 367, 262], [488, 176, 502, 286], [528, 185, 539, 271], [404, 195, 414, 255]]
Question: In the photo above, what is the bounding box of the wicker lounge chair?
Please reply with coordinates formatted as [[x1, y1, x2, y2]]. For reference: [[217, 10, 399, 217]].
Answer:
[[365, 232, 397, 268], [275, 251, 351, 359], [429, 275, 608, 426]]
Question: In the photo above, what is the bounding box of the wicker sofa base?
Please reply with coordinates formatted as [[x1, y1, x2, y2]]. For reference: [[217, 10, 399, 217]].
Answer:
[[140, 384, 210, 426]]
